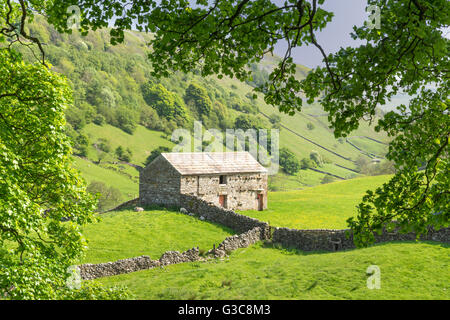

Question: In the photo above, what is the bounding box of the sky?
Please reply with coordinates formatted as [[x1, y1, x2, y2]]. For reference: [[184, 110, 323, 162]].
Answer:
[[272, 0, 368, 68]]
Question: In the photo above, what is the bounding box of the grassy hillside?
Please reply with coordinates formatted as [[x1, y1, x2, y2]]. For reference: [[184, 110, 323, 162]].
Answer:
[[72, 157, 138, 199], [81, 209, 234, 264], [97, 241, 449, 300], [243, 175, 392, 229], [82, 123, 174, 166]]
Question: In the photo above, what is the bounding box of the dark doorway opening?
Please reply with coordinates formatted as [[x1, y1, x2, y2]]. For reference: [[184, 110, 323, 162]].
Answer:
[[257, 194, 264, 211], [219, 195, 227, 208]]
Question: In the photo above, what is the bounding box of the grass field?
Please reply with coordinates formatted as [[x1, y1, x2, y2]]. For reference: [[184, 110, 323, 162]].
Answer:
[[82, 123, 174, 165], [79, 174, 448, 300], [97, 241, 449, 300], [72, 156, 139, 198], [243, 175, 392, 229], [81, 209, 234, 264]]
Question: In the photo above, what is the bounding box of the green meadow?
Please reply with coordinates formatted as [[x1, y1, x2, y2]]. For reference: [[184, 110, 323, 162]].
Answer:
[[81, 209, 234, 264], [244, 175, 392, 229], [82, 123, 174, 166], [79, 175, 449, 300], [97, 241, 449, 300], [71, 156, 139, 199]]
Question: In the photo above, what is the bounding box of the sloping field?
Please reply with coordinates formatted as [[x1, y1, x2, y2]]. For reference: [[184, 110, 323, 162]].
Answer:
[[243, 175, 392, 229], [81, 209, 234, 264], [72, 156, 138, 198], [82, 123, 174, 165]]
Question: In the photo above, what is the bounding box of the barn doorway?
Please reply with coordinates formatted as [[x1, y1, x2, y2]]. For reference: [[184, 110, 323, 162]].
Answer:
[[219, 195, 227, 208], [257, 194, 264, 211]]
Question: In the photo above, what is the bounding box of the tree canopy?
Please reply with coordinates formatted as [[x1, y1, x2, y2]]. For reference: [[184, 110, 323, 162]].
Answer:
[[0, 1, 129, 299], [6, 1, 450, 246]]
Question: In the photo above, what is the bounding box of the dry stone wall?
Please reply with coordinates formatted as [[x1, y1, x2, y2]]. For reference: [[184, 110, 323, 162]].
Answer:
[[101, 197, 139, 214], [79, 255, 160, 280], [209, 227, 263, 258], [78, 227, 265, 280], [178, 194, 271, 239], [79, 247, 200, 280], [273, 225, 450, 252], [81, 195, 449, 280]]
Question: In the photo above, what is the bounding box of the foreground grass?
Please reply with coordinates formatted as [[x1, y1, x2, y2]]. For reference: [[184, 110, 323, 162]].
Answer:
[[97, 241, 449, 300], [81, 209, 234, 264], [243, 175, 392, 229]]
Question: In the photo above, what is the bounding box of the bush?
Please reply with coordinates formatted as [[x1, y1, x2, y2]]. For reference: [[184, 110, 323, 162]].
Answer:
[[234, 114, 267, 131], [65, 106, 86, 130], [145, 146, 171, 166], [74, 133, 90, 157], [143, 82, 189, 126], [96, 138, 111, 153], [310, 151, 324, 167], [307, 122, 315, 130], [300, 158, 317, 169], [93, 114, 105, 125], [356, 155, 396, 176], [115, 107, 137, 134], [184, 82, 212, 116], [115, 146, 133, 162], [139, 107, 162, 130], [321, 175, 336, 184], [279, 147, 300, 175], [87, 181, 123, 212]]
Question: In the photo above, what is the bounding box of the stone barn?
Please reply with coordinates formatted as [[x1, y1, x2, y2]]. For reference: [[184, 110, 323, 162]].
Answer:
[[139, 152, 268, 211]]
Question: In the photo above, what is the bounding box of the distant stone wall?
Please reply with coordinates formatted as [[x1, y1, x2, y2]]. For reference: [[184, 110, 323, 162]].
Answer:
[[272, 226, 450, 252], [79, 227, 265, 280], [178, 194, 271, 239]]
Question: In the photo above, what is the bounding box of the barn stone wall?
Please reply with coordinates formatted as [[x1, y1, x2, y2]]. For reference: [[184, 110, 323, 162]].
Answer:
[[208, 227, 264, 258], [180, 173, 267, 210], [139, 156, 182, 207]]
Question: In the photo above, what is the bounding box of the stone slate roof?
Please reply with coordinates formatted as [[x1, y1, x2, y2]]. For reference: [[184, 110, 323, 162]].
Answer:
[[160, 152, 267, 175]]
